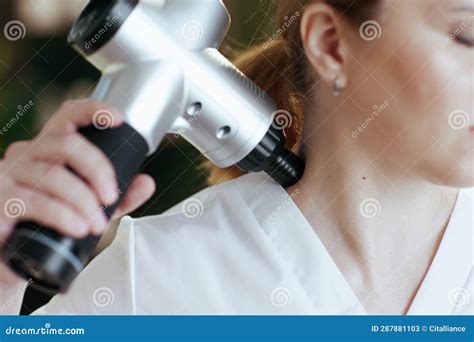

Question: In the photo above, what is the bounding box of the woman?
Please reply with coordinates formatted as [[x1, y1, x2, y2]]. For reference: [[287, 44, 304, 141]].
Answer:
[[1, 0, 473, 315]]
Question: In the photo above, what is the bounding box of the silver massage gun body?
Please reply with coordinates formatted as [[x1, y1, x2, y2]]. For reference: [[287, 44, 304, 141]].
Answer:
[[3, 0, 305, 294]]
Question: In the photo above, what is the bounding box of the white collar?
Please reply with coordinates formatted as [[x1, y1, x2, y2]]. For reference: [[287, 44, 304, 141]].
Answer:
[[235, 172, 473, 315], [407, 187, 473, 315]]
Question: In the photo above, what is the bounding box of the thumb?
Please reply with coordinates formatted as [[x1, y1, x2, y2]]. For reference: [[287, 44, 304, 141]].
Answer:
[[112, 174, 156, 219]]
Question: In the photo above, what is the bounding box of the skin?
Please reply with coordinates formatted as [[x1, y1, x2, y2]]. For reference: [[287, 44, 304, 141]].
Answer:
[[288, 0, 473, 314], [0, 100, 155, 288], [0, 0, 472, 315]]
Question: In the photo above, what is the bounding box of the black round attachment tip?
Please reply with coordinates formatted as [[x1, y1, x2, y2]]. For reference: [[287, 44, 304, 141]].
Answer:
[[68, 0, 139, 55], [237, 125, 305, 188]]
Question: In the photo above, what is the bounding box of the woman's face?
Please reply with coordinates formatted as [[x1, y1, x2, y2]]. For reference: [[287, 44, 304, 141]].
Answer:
[[343, 0, 473, 187]]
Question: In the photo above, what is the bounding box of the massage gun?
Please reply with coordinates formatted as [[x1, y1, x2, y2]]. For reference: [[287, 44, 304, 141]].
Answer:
[[3, 0, 305, 294]]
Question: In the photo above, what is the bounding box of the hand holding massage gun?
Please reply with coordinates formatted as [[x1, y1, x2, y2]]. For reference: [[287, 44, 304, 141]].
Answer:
[[3, 0, 305, 294]]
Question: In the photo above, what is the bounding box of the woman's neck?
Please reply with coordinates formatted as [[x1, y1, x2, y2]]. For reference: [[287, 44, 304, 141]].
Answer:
[[289, 133, 457, 253], [286, 104, 459, 313]]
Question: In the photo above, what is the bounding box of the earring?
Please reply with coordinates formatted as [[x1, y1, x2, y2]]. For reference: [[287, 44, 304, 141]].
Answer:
[[333, 77, 343, 97]]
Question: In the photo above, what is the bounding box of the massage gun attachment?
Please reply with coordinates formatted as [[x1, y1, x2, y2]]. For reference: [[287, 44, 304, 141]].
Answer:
[[3, 0, 305, 294]]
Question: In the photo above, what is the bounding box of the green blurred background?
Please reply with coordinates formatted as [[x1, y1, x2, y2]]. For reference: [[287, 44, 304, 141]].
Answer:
[[0, 0, 278, 314], [0, 0, 276, 217]]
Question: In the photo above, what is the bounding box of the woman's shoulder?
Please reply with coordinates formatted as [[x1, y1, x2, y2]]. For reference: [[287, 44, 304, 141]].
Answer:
[[110, 172, 300, 314], [115, 171, 289, 267], [37, 172, 294, 314], [125, 171, 273, 238]]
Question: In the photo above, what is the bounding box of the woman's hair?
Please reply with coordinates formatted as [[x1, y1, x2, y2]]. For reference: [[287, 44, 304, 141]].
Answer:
[[205, 0, 380, 185]]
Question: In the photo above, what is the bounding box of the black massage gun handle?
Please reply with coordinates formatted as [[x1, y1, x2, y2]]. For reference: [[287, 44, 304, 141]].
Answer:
[[3, 123, 149, 294]]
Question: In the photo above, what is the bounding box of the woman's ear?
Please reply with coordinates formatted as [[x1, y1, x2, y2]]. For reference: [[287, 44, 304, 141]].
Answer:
[[300, 3, 348, 90]]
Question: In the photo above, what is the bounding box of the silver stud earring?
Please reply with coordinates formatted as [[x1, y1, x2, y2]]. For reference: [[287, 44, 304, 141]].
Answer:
[[333, 77, 342, 97]]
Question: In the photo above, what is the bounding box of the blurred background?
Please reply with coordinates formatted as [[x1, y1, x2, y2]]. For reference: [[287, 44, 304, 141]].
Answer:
[[0, 0, 278, 314]]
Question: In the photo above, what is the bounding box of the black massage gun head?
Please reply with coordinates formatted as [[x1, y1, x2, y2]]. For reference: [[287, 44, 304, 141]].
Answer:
[[68, 0, 139, 55], [4, 225, 87, 295], [237, 125, 305, 188]]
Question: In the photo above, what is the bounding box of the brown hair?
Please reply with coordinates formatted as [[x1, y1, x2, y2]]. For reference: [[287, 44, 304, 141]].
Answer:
[[205, 0, 380, 185]]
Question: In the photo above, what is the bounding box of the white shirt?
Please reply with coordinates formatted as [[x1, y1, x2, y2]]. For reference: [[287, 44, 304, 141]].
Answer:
[[34, 172, 474, 315]]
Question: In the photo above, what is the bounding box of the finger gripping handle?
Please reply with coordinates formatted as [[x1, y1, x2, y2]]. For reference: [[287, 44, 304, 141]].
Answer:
[[2, 123, 149, 294]]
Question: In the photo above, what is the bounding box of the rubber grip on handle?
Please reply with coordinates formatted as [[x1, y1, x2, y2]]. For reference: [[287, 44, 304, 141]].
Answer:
[[2, 123, 149, 294]]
